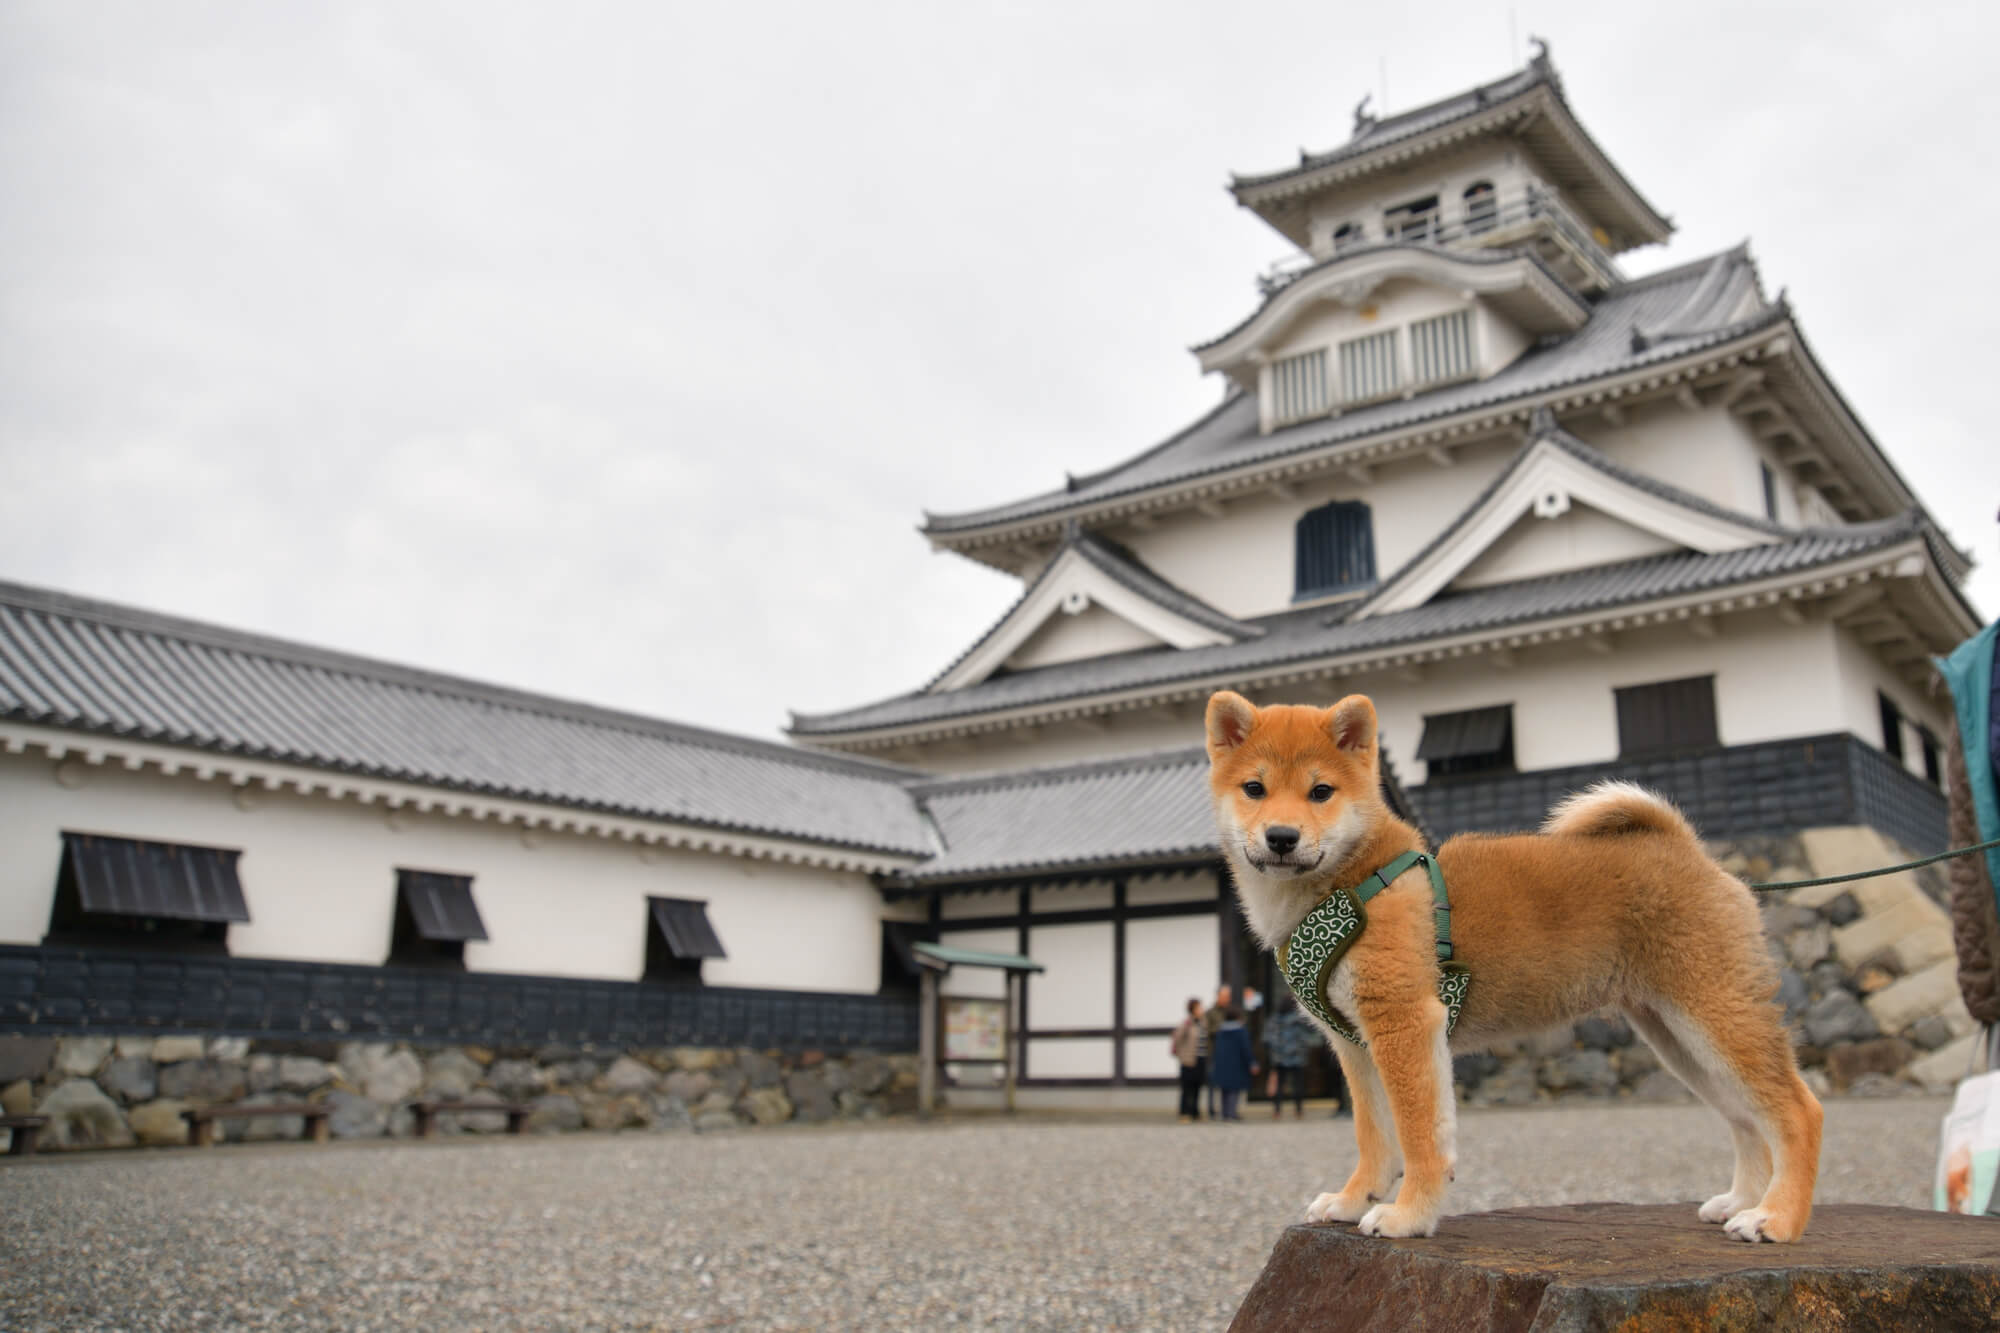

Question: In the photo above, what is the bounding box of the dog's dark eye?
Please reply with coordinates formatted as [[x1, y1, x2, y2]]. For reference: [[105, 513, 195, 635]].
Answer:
[[1309, 783, 1335, 802], [1241, 781, 1266, 799]]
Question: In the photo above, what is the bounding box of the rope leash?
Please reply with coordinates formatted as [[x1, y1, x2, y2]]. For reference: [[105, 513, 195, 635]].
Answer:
[[1747, 834, 2000, 893]]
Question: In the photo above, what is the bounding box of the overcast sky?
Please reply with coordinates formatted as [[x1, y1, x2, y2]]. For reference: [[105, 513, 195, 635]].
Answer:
[[3, 1, 1995, 743]]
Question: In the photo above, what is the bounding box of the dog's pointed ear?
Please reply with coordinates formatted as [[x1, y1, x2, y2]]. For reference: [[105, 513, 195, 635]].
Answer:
[[1206, 691, 1258, 757], [1326, 695, 1377, 757]]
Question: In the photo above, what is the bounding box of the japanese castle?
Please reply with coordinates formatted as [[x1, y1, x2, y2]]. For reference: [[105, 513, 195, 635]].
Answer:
[[0, 48, 1979, 1100]]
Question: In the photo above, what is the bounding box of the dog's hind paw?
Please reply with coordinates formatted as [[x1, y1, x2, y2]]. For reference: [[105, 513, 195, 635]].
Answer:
[[1357, 1202, 1439, 1238], [1304, 1191, 1370, 1224]]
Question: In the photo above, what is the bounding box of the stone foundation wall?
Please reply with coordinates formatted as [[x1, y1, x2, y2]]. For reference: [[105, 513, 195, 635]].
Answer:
[[1452, 827, 1976, 1107], [0, 1035, 922, 1151]]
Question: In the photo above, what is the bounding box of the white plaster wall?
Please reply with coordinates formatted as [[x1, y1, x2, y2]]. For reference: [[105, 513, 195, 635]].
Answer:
[[1124, 914, 1221, 1030], [1831, 622, 1954, 780], [1030, 880, 1115, 913], [1451, 503, 1682, 590], [0, 755, 887, 993], [1024, 921, 1113, 1029], [902, 613, 1868, 783], [1126, 873, 1219, 908], [1111, 436, 1515, 619], [1005, 604, 1163, 671], [935, 927, 1018, 999], [1026, 1037, 1114, 1079], [1475, 303, 1533, 377], [940, 888, 1015, 920], [1591, 403, 1777, 519], [1124, 1035, 1181, 1081]]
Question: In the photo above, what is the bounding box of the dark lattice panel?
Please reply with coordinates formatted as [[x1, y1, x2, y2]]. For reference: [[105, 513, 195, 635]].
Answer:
[[1409, 732, 1944, 851], [0, 946, 918, 1051]]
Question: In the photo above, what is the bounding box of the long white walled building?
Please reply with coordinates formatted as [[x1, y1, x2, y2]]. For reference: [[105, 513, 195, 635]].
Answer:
[[2, 48, 1982, 1103]]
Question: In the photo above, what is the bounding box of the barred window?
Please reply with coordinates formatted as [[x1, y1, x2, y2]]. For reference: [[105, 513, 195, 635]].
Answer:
[[1268, 348, 1330, 426], [1409, 309, 1475, 385], [1294, 500, 1377, 600], [1338, 329, 1400, 404], [1463, 181, 1498, 233]]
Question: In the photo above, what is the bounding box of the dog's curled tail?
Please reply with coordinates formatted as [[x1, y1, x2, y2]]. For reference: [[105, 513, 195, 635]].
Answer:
[[1542, 781, 1697, 841]]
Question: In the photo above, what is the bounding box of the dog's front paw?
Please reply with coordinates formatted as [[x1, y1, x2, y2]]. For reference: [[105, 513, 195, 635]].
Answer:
[[1698, 1191, 1754, 1224], [1304, 1190, 1371, 1224], [1357, 1202, 1439, 1238], [1722, 1207, 1802, 1243]]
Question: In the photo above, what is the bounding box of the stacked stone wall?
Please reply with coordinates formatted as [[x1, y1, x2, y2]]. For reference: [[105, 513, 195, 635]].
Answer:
[[1, 1036, 922, 1151]]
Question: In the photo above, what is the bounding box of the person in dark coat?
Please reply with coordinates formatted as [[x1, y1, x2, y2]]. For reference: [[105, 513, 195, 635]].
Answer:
[[1262, 995, 1316, 1118], [1208, 1005, 1257, 1121]]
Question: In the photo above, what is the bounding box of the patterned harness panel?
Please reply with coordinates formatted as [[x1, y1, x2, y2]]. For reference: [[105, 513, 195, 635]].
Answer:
[[1275, 851, 1470, 1047]]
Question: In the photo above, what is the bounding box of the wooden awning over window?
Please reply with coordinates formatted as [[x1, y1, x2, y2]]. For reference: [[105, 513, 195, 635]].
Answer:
[[1416, 705, 1513, 762], [396, 869, 489, 942], [648, 896, 726, 960], [61, 832, 250, 923]]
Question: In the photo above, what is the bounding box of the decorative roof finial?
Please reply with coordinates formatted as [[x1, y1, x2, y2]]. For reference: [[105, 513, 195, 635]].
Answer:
[[1351, 93, 1375, 136], [1528, 35, 1551, 70], [1528, 404, 1558, 438]]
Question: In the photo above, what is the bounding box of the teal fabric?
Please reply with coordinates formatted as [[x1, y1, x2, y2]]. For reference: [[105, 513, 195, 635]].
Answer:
[[1278, 852, 1471, 1047], [1940, 623, 2000, 902]]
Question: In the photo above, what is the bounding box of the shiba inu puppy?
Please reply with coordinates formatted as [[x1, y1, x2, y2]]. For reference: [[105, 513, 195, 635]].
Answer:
[[1205, 690, 1822, 1243]]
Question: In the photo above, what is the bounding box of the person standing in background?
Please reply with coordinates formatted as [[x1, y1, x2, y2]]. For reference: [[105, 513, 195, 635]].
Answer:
[[1262, 994, 1313, 1118], [1170, 997, 1205, 1123], [1209, 1005, 1256, 1122], [1202, 984, 1233, 1120]]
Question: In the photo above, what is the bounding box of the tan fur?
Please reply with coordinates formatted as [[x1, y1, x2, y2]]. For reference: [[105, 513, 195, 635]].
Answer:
[[1205, 690, 1822, 1243]]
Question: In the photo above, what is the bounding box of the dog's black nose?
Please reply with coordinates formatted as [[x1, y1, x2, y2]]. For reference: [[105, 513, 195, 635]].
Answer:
[[1265, 825, 1300, 856]]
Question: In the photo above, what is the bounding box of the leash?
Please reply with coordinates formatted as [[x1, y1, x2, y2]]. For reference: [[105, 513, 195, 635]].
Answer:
[[1747, 835, 2000, 893]]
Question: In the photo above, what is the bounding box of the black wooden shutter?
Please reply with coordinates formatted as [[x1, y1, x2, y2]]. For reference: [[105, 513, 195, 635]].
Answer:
[[1614, 676, 1717, 757]]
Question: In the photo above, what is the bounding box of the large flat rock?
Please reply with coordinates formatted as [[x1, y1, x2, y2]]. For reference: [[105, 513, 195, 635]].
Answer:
[[1230, 1203, 2000, 1332]]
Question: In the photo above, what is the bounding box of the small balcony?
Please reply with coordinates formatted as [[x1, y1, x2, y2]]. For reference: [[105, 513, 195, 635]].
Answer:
[[1256, 185, 1622, 298]]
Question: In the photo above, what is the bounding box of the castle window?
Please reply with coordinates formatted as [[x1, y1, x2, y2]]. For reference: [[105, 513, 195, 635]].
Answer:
[[1463, 181, 1498, 233], [1294, 500, 1377, 600], [1919, 725, 1942, 787], [1269, 348, 1330, 426], [44, 832, 248, 954], [1331, 222, 1364, 253], [1416, 704, 1515, 780], [646, 896, 726, 983], [1409, 309, 1475, 385], [1384, 194, 1441, 243], [1761, 463, 1780, 521], [388, 869, 488, 969], [1615, 676, 1718, 757], [1878, 692, 1905, 763], [1337, 329, 1400, 405]]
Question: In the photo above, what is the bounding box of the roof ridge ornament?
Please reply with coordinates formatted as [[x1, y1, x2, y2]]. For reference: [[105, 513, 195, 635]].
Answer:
[[1528, 404, 1559, 438], [1351, 93, 1375, 138]]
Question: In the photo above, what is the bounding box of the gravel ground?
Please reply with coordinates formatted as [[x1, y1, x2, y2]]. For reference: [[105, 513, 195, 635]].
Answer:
[[0, 1097, 1950, 1332]]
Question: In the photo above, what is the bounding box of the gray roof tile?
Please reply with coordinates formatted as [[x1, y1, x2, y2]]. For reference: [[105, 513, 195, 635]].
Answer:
[[792, 514, 1933, 737], [911, 529, 1263, 695], [903, 744, 1427, 882], [923, 247, 1773, 536], [0, 581, 934, 857]]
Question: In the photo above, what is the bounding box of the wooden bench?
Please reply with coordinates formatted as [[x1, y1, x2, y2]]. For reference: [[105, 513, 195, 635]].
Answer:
[[182, 1103, 332, 1147], [408, 1099, 534, 1138], [1, 1115, 49, 1157]]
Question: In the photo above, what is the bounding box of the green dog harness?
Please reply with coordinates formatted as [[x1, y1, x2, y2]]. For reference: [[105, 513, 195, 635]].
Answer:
[[1276, 850, 1470, 1047]]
